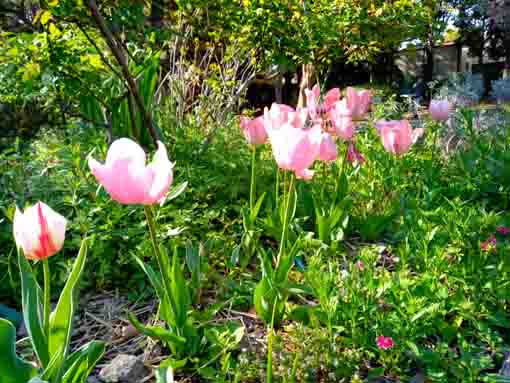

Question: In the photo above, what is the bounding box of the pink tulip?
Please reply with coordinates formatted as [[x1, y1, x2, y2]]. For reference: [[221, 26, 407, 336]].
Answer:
[[318, 132, 338, 162], [305, 84, 321, 120], [330, 99, 355, 141], [240, 115, 268, 145], [346, 142, 365, 165], [377, 336, 394, 350], [376, 120, 424, 155], [323, 88, 341, 109], [305, 84, 341, 121], [346, 87, 372, 119], [13, 202, 67, 260], [89, 138, 174, 205], [429, 99, 452, 121], [263, 103, 303, 133], [268, 124, 322, 180]]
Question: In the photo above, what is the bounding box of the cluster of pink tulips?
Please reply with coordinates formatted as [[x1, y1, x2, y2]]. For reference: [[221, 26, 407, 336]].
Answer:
[[241, 85, 452, 180]]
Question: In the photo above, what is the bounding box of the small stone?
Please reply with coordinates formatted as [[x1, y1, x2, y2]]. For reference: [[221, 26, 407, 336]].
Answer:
[[121, 324, 139, 339], [99, 354, 147, 383]]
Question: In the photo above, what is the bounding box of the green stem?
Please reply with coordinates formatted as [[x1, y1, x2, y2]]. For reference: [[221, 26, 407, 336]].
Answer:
[[144, 205, 181, 335], [275, 166, 279, 210], [266, 297, 278, 383], [42, 259, 51, 335], [333, 143, 347, 209], [276, 173, 295, 269], [144, 206, 163, 266], [250, 146, 257, 212]]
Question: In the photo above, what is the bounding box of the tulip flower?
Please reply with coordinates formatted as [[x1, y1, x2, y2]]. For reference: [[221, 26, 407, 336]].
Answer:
[[346, 87, 372, 119], [240, 115, 268, 145], [305, 84, 341, 121], [263, 103, 303, 133], [89, 138, 174, 205], [429, 99, 452, 121], [376, 120, 424, 155], [13, 201, 67, 335], [377, 336, 394, 350], [318, 132, 338, 162], [268, 123, 322, 180], [13, 201, 67, 261], [346, 142, 365, 165], [330, 99, 355, 141]]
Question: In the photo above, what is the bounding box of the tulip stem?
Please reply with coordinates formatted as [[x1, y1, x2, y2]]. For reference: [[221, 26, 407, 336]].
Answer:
[[276, 173, 294, 269], [250, 146, 257, 212], [144, 205, 181, 336], [144, 206, 162, 262], [42, 259, 51, 335], [333, 144, 347, 208], [275, 166, 279, 210]]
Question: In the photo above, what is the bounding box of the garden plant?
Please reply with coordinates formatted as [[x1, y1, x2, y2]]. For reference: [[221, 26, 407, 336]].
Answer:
[[1, 1, 510, 382]]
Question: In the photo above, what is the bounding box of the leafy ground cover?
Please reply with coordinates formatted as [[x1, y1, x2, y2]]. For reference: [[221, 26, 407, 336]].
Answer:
[[1, 96, 509, 382]]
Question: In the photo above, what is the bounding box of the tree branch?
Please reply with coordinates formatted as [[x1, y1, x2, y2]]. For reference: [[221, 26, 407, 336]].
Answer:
[[84, 0, 160, 147]]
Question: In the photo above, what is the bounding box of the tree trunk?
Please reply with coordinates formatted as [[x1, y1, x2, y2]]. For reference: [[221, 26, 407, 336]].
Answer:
[[150, 0, 164, 26], [297, 64, 314, 108], [274, 73, 284, 104], [423, 34, 434, 101]]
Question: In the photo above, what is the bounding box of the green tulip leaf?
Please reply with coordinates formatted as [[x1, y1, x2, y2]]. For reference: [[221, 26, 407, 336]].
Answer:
[[132, 253, 174, 327], [18, 250, 50, 367], [128, 313, 186, 348], [47, 239, 88, 382], [61, 341, 105, 383], [0, 318, 38, 383], [166, 181, 188, 202]]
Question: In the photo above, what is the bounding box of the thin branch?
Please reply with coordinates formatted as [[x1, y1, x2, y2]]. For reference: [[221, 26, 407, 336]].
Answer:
[[85, 0, 160, 147], [76, 23, 124, 81]]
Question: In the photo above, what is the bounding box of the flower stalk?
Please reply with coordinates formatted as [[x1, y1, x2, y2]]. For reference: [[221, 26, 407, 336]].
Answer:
[[42, 259, 51, 335]]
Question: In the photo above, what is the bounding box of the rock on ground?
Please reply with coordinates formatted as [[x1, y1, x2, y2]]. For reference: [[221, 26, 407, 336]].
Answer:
[[99, 354, 147, 383]]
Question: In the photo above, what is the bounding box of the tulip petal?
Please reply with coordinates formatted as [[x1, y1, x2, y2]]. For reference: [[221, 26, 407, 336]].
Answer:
[[39, 202, 67, 254], [147, 141, 174, 204], [105, 138, 146, 167]]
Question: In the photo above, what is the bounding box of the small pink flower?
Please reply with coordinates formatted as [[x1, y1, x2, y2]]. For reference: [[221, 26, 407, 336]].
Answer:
[[377, 336, 394, 350], [346, 142, 365, 165], [240, 115, 268, 145], [330, 99, 355, 141], [263, 103, 304, 133], [355, 260, 364, 271], [376, 120, 424, 155], [496, 226, 510, 235], [346, 87, 372, 119], [429, 99, 452, 121], [480, 235, 497, 252], [318, 132, 338, 162], [305, 84, 341, 121]]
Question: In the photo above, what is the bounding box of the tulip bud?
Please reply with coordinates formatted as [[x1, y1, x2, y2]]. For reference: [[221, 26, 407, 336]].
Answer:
[[429, 99, 452, 121], [13, 202, 67, 260]]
